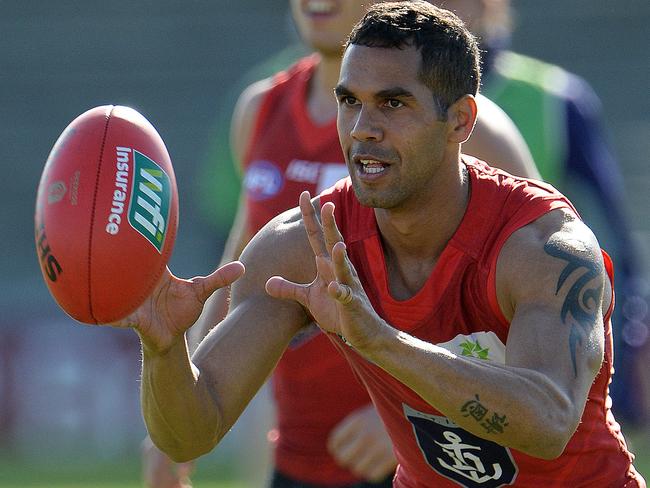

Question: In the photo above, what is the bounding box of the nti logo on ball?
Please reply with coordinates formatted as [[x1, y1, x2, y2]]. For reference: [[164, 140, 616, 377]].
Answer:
[[110, 146, 171, 253], [128, 148, 171, 252]]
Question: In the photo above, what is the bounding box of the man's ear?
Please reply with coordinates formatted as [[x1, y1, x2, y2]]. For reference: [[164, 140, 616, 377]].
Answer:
[[447, 94, 478, 144]]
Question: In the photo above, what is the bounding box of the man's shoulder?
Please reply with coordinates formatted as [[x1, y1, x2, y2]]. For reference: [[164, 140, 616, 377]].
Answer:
[[236, 203, 317, 290], [496, 207, 608, 319], [466, 157, 564, 200], [501, 207, 605, 285], [253, 204, 305, 241], [462, 159, 579, 259], [505, 207, 588, 252]]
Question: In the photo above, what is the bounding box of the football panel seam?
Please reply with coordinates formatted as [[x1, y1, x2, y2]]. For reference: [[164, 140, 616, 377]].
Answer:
[[88, 105, 114, 324]]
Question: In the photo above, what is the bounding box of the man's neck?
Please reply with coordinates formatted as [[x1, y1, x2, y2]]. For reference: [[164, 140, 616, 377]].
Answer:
[[374, 162, 470, 299], [376, 162, 470, 261]]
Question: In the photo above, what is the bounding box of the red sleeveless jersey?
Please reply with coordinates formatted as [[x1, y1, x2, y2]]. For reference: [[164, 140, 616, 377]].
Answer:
[[320, 159, 645, 487], [242, 55, 372, 484]]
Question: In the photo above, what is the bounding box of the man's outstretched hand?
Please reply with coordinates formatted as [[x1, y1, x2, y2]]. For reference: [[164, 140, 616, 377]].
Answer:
[[266, 192, 386, 353], [109, 261, 245, 354]]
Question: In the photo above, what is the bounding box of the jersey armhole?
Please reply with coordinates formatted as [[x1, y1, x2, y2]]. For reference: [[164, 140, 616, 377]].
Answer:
[[486, 201, 576, 328], [601, 249, 615, 319], [487, 236, 514, 329]]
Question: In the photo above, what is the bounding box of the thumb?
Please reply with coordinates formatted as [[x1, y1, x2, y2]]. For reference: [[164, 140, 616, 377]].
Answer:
[[191, 261, 245, 302], [266, 276, 308, 308]]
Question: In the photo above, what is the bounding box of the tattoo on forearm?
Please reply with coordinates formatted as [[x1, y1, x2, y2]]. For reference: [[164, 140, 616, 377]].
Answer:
[[461, 394, 509, 435], [544, 240, 603, 377]]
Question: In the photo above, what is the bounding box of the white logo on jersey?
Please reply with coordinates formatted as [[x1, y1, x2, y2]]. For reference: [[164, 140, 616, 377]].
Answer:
[[435, 430, 504, 483], [285, 159, 348, 193]]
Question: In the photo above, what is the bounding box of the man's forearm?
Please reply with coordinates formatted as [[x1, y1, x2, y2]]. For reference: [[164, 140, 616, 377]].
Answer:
[[186, 204, 252, 354], [186, 287, 231, 354], [360, 326, 579, 459], [141, 336, 223, 462]]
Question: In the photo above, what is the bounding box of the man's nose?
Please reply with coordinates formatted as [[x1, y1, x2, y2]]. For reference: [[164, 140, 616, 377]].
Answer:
[[350, 106, 383, 142]]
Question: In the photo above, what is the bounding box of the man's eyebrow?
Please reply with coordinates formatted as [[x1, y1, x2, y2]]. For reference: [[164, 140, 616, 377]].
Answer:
[[334, 85, 353, 97], [334, 85, 416, 100], [376, 87, 415, 100]]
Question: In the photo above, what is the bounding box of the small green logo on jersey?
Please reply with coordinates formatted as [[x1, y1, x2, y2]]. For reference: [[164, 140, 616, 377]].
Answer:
[[459, 339, 490, 360], [128, 150, 171, 253]]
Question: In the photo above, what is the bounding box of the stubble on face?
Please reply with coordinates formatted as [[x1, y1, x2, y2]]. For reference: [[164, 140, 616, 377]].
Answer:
[[338, 44, 450, 212]]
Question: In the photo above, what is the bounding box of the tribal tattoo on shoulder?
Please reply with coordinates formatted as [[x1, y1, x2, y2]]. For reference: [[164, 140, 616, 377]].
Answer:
[[544, 239, 603, 377]]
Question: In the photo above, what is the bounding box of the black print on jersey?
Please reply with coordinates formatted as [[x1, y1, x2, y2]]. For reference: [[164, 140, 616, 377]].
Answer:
[[404, 405, 518, 488]]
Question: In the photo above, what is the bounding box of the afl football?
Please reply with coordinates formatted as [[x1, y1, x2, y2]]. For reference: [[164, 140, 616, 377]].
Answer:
[[34, 105, 179, 324]]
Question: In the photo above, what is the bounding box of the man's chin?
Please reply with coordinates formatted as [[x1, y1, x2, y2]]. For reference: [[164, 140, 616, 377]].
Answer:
[[353, 191, 394, 210]]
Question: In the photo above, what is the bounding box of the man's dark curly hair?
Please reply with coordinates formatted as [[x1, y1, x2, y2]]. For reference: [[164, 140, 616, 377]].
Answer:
[[345, 1, 481, 118]]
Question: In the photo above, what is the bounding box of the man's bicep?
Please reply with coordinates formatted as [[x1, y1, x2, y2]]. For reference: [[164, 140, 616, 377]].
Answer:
[[194, 262, 307, 371], [499, 213, 606, 402], [191, 210, 315, 432], [199, 188, 318, 358], [191, 291, 306, 434], [235, 205, 315, 292]]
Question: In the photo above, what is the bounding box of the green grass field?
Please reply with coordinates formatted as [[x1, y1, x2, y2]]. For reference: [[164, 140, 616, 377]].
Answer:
[[0, 452, 255, 488], [0, 466, 249, 488], [1, 427, 647, 487]]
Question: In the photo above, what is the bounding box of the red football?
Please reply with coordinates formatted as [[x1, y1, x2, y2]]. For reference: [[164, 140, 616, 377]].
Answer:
[[34, 105, 179, 324]]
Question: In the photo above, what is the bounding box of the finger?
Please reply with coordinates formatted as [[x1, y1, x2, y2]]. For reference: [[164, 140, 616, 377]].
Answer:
[[329, 431, 367, 469], [347, 447, 396, 482], [328, 281, 354, 305], [266, 275, 309, 308], [338, 284, 354, 304], [328, 414, 363, 453], [329, 427, 395, 482], [107, 268, 172, 327], [299, 191, 328, 258], [320, 202, 344, 254], [331, 241, 358, 285], [190, 261, 245, 303]]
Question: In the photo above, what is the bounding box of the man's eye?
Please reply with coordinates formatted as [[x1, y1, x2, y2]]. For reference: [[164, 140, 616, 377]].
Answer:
[[341, 96, 358, 106], [385, 99, 403, 108]]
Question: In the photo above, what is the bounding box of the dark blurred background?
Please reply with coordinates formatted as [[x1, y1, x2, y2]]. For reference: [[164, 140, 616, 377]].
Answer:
[[1, 0, 648, 485]]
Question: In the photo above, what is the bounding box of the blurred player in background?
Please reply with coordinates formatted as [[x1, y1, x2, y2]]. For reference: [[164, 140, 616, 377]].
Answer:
[[143, 1, 540, 487], [437, 0, 649, 425]]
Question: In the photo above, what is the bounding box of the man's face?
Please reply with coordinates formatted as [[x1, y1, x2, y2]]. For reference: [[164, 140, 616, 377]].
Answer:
[[290, 0, 374, 56], [335, 44, 450, 209]]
